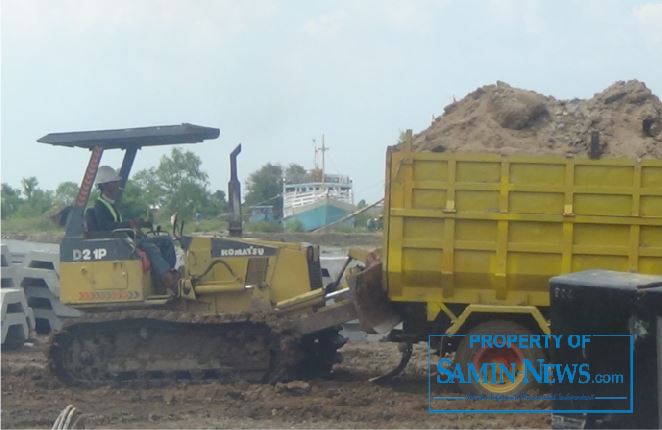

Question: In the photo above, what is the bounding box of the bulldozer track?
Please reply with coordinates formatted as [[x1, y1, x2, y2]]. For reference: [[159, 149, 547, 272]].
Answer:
[[48, 309, 346, 387], [49, 310, 301, 387]]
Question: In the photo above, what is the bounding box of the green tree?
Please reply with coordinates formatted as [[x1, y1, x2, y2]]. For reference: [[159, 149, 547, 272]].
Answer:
[[131, 169, 162, 211], [120, 181, 151, 219], [53, 181, 79, 206], [19, 189, 53, 217], [1, 183, 22, 219], [244, 163, 283, 217], [16, 178, 53, 217], [21, 177, 39, 199], [208, 189, 228, 216], [130, 147, 223, 220], [354, 199, 369, 229], [284, 164, 307, 184]]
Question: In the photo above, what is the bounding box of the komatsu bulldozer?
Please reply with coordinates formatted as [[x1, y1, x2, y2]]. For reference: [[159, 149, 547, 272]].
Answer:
[[40, 124, 381, 386]]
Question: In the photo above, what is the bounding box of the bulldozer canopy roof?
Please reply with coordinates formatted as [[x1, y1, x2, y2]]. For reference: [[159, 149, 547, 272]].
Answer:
[[38, 123, 220, 150]]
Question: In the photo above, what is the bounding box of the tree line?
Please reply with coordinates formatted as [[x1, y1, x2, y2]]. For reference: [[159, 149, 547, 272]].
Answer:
[[1, 148, 320, 230], [2, 148, 228, 226]]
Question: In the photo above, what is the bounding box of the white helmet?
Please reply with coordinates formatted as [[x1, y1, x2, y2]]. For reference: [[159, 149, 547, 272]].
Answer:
[[95, 166, 122, 185]]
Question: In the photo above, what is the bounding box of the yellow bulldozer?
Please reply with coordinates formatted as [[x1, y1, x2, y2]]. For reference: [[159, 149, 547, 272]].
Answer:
[[40, 124, 372, 385]]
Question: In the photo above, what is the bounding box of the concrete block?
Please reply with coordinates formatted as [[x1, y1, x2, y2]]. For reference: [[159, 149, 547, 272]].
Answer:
[[1, 288, 34, 347], [24, 285, 81, 318], [1, 265, 18, 288], [31, 307, 63, 334], [10, 252, 27, 266], [1, 245, 19, 288], [3, 242, 80, 334], [23, 250, 60, 274], [15, 248, 80, 335], [1, 244, 11, 268], [20, 267, 61, 297], [23, 286, 73, 334]]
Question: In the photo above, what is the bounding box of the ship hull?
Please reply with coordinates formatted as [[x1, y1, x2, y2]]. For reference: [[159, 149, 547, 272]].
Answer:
[[283, 197, 354, 231]]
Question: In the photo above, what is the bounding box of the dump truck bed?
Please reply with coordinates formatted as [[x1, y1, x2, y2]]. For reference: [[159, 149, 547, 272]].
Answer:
[[384, 148, 662, 308]]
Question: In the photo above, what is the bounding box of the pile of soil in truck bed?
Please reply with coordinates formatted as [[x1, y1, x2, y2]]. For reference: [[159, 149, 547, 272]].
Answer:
[[412, 80, 662, 159]]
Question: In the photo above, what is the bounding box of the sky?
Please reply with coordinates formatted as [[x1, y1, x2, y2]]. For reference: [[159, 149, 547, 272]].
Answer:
[[2, 0, 662, 203]]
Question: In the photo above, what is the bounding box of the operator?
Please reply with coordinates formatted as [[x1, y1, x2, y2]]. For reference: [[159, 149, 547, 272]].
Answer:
[[92, 166, 179, 292]]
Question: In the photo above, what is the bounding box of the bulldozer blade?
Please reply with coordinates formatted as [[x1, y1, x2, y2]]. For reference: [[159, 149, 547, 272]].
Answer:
[[369, 342, 413, 383], [347, 261, 401, 334]]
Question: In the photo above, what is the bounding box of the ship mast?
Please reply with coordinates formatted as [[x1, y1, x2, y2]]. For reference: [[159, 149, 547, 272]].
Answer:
[[315, 134, 329, 191]]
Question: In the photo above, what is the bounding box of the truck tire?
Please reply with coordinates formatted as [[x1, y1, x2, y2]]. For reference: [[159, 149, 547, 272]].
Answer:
[[454, 320, 544, 396]]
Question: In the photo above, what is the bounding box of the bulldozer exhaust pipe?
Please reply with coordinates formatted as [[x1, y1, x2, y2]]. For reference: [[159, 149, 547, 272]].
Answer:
[[228, 144, 242, 237]]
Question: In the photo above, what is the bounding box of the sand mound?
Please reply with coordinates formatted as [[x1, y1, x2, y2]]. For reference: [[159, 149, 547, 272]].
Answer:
[[412, 80, 662, 159]]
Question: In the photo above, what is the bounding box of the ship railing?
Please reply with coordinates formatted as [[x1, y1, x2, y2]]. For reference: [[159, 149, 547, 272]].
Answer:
[[283, 189, 353, 208]]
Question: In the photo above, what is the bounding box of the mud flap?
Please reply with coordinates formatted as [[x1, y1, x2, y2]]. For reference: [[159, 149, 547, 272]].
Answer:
[[347, 261, 401, 334]]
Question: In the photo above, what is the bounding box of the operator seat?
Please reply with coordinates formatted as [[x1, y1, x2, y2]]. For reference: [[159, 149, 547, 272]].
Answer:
[[84, 207, 99, 233]]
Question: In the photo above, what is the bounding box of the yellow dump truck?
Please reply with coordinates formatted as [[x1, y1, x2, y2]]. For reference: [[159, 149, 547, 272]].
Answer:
[[353, 131, 662, 395]]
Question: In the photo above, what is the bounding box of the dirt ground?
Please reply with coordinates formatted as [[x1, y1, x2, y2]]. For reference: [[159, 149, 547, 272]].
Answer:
[[1, 337, 550, 429]]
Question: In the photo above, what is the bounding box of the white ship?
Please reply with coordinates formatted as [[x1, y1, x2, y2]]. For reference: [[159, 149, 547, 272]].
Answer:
[[282, 136, 354, 231]]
